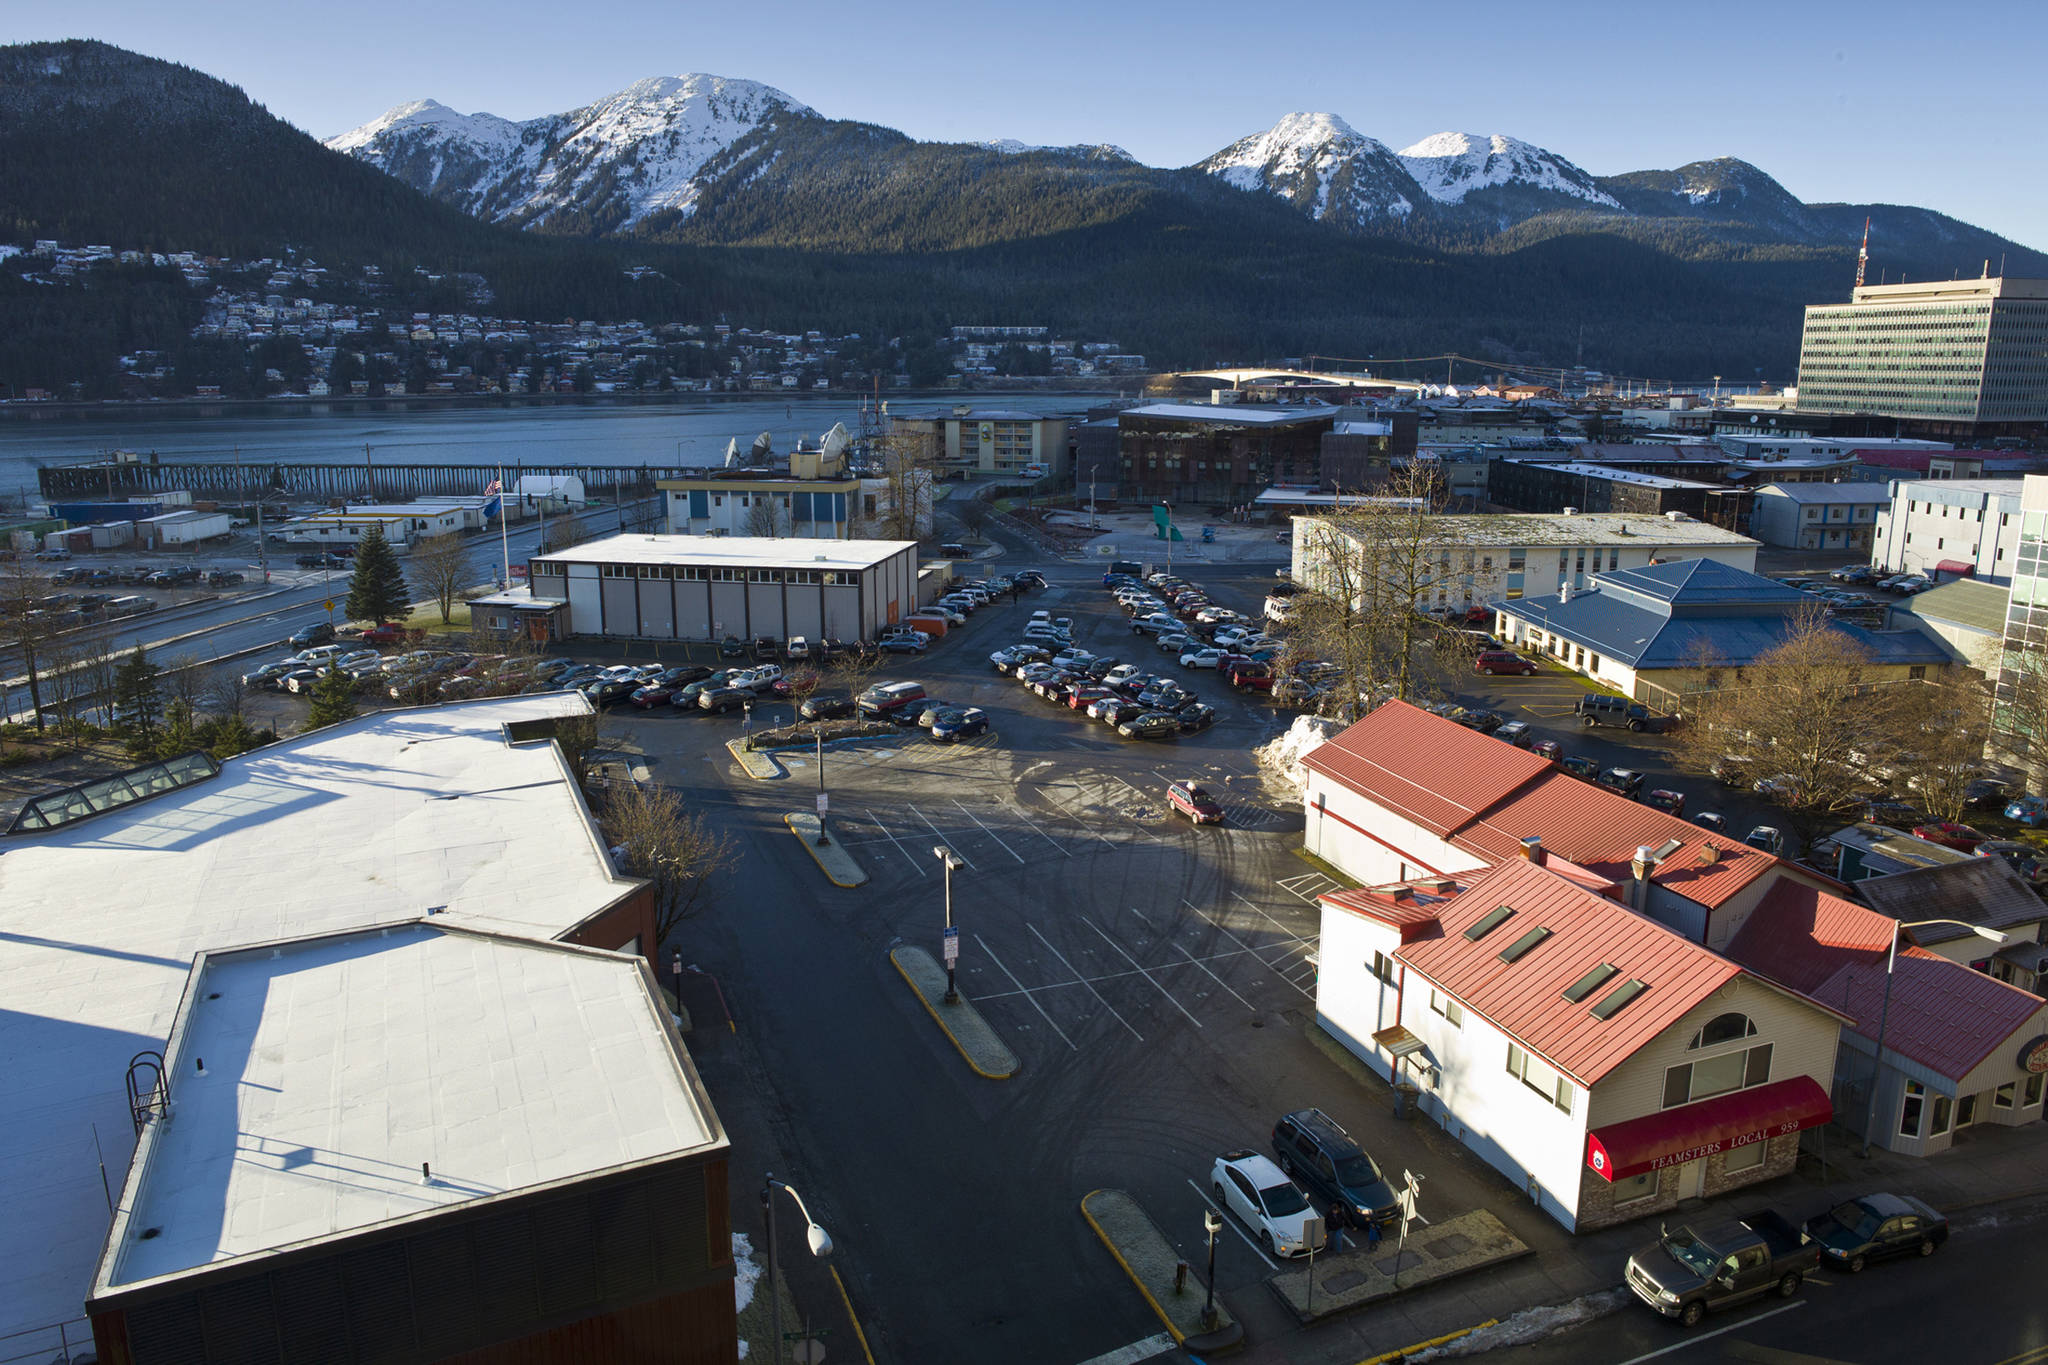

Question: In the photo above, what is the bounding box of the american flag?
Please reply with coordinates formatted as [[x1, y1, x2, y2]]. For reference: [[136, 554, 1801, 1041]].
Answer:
[[483, 478, 502, 496]]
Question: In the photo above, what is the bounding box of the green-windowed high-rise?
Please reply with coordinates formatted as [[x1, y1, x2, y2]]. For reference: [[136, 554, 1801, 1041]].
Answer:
[[1796, 277, 2048, 440]]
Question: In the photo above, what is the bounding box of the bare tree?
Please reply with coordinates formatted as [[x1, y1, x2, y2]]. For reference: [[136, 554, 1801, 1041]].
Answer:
[[1993, 632, 2048, 795], [201, 667, 248, 721], [410, 533, 474, 625], [742, 494, 794, 538], [1884, 672, 1995, 822], [1672, 608, 1886, 846], [552, 712, 605, 791], [865, 426, 938, 541], [602, 782, 739, 949], [955, 498, 992, 534], [0, 564, 54, 731]]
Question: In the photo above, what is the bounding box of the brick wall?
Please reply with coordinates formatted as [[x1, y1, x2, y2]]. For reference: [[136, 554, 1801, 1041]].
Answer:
[[1573, 1132, 1799, 1232]]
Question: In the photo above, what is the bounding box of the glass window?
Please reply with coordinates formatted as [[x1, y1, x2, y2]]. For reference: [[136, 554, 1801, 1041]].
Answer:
[[1613, 1171, 1657, 1204], [1723, 1141, 1766, 1174], [2025, 1074, 2044, 1108], [1995, 1082, 2016, 1109], [1900, 1081, 1924, 1137], [1929, 1094, 1953, 1135], [1690, 1013, 1756, 1049]]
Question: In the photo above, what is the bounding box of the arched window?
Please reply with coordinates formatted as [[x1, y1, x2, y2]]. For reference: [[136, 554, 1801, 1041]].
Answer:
[[1689, 1012, 1757, 1050]]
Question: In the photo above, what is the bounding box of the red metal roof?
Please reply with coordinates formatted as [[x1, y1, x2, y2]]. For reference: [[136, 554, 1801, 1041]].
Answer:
[[1321, 885, 1450, 937], [1310, 702, 1777, 910], [1303, 701, 1554, 839], [1395, 858, 1743, 1086], [1459, 775, 1778, 909], [1585, 1076, 1832, 1181], [1726, 879, 2048, 1081]]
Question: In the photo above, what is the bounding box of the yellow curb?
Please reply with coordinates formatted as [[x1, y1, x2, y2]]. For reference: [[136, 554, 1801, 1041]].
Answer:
[[888, 949, 1015, 1080], [828, 1265, 877, 1365], [782, 815, 865, 888], [726, 739, 785, 779], [1079, 1190, 1184, 1346], [1353, 1319, 1497, 1365]]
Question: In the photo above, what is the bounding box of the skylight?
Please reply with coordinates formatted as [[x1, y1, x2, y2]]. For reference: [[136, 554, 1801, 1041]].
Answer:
[[1498, 927, 1553, 964], [1463, 905, 1516, 942], [1590, 978, 1649, 1020], [7, 751, 220, 834], [1561, 963, 1619, 1003]]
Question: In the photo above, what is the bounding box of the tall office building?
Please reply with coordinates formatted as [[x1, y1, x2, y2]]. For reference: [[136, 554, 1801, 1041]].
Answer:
[[1795, 277, 2048, 436]]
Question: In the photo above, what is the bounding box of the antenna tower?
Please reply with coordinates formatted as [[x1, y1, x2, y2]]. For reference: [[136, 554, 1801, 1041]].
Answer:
[[1854, 216, 1871, 291]]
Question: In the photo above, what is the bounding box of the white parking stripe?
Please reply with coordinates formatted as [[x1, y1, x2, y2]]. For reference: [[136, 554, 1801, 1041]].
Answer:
[[1010, 807, 1074, 856], [1183, 899, 1316, 999], [908, 804, 974, 867], [1028, 922, 1143, 1042], [1185, 1178, 1281, 1271], [1173, 943, 1262, 1015], [1070, 1334, 1175, 1365], [862, 811, 929, 876], [953, 800, 1027, 864], [1035, 789, 1121, 847], [1083, 919, 1204, 1029], [1232, 891, 1313, 940], [976, 933, 1077, 1051]]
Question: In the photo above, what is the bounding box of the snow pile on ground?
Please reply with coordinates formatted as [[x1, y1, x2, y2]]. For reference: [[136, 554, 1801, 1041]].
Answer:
[[1257, 714, 1341, 792], [731, 1231, 763, 1358], [1409, 1288, 1630, 1359]]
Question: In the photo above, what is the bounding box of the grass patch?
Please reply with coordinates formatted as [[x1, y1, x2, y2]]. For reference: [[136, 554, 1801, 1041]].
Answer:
[[1290, 845, 1359, 888]]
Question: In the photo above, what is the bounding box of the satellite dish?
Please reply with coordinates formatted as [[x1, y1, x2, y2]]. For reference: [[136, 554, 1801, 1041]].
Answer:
[[722, 438, 740, 469], [750, 432, 773, 465]]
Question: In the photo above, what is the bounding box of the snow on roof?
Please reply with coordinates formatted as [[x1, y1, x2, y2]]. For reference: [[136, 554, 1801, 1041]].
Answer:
[[1512, 461, 1720, 490], [533, 532, 917, 570], [0, 694, 638, 1341], [1302, 510, 1756, 548], [1755, 482, 1895, 503], [96, 924, 718, 1294]]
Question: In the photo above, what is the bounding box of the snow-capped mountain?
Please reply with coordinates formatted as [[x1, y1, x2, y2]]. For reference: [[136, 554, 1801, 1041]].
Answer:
[[1194, 112, 1424, 226], [327, 74, 814, 231], [1394, 131, 1617, 208], [981, 138, 1135, 162]]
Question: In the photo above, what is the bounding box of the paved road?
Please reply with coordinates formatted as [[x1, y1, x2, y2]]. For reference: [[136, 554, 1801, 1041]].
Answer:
[[1475, 1192, 2048, 1365]]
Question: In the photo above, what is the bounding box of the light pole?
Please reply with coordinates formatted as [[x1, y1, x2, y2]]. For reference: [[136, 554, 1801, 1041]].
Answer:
[[1201, 1208, 1222, 1332], [761, 1173, 833, 1365], [934, 844, 964, 1003], [743, 700, 753, 748], [1859, 918, 2008, 1156]]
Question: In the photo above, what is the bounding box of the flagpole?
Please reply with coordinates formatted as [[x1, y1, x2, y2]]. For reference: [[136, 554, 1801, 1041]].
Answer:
[[496, 467, 512, 589]]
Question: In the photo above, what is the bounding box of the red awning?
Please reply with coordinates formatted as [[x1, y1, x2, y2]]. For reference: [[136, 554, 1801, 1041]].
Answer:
[[1585, 1076, 1831, 1181], [1934, 560, 1975, 576]]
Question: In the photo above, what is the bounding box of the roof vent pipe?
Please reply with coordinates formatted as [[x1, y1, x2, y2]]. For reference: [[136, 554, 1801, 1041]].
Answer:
[[1562, 506, 1577, 517], [1519, 836, 1545, 865], [1630, 845, 1656, 911]]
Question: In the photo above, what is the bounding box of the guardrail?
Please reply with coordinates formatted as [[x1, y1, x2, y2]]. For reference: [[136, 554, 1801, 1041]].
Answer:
[[0, 1317, 93, 1364]]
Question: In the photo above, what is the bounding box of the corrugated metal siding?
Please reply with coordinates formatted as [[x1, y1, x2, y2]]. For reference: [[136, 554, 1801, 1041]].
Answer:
[[1397, 860, 1740, 1086]]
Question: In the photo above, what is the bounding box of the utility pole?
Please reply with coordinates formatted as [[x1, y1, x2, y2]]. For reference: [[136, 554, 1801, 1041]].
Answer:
[[363, 442, 375, 502]]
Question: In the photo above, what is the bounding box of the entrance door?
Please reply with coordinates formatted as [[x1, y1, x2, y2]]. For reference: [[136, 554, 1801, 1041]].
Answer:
[[1956, 1094, 1977, 1129], [1679, 1158, 1706, 1201]]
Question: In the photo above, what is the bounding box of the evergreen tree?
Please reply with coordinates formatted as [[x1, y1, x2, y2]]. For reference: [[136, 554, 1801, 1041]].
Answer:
[[155, 699, 198, 759], [344, 527, 410, 625], [305, 665, 358, 729], [198, 711, 262, 759], [111, 647, 163, 749]]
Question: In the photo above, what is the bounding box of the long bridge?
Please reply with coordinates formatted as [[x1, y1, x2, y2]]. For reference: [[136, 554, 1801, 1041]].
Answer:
[[1164, 367, 1432, 394], [37, 459, 689, 503]]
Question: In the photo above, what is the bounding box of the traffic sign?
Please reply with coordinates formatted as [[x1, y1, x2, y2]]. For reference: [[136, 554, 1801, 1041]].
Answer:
[[942, 926, 959, 965], [323, 599, 334, 612], [816, 793, 829, 818]]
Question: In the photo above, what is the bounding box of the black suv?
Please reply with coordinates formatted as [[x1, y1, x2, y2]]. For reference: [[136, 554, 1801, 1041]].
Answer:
[[1271, 1109, 1400, 1228]]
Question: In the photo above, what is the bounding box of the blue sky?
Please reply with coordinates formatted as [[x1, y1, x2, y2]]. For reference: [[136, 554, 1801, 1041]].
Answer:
[[21, 0, 2047, 248]]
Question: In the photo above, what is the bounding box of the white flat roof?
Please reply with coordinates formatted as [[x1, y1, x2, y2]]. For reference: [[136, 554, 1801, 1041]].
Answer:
[[98, 924, 717, 1292], [0, 694, 636, 1341], [534, 532, 917, 571], [1512, 460, 1720, 490], [1298, 510, 1758, 548]]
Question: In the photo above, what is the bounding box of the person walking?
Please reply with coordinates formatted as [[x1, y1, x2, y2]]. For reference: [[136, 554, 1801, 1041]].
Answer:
[[1325, 1199, 1349, 1253]]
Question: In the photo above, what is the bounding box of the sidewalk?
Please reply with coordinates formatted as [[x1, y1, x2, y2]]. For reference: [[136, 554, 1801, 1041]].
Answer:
[[1272, 1023, 2048, 1356]]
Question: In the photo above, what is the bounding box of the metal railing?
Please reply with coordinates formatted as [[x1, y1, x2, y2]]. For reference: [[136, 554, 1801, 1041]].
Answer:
[[0, 1317, 94, 1365]]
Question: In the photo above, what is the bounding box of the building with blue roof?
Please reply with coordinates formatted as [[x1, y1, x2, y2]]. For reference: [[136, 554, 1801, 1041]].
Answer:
[[1494, 559, 1952, 703]]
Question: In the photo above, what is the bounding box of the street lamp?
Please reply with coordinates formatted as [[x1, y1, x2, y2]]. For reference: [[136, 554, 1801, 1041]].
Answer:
[[761, 1173, 833, 1365], [1201, 1208, 1222, 1332], [1859, 918, 2008, 1156], [743, 700, 753, 748], [933, 844, 965, 1003]]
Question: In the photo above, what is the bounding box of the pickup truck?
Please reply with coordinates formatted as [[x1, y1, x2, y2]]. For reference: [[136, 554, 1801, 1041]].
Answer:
[[1626, 1209, 1818, 1328]]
